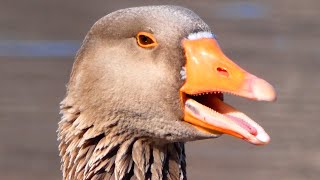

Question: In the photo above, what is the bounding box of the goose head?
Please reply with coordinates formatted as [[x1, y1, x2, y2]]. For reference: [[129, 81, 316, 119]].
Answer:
[[59, 5, 276, 179]]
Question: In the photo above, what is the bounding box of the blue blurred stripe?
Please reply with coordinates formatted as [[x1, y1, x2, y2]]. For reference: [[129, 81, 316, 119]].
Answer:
[[216, 2, 267, 19], [0, 40, 81, 57]]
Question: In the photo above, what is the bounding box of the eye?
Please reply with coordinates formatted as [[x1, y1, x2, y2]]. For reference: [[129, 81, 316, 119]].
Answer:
[[136, 32, 158, 48]]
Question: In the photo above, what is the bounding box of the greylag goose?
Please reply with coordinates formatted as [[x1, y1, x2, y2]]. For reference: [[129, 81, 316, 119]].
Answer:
[[58, 5, 276, 180]]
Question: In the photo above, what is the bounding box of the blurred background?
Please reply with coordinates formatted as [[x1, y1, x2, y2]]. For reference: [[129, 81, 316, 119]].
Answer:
[[0, 0, 319, 179]]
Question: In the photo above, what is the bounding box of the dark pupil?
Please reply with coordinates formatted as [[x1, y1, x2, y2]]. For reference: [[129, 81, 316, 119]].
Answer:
[[140, 35, 153, 45]]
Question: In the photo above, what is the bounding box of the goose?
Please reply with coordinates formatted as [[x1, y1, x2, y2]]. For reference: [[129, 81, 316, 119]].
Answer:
[[58, 5, 276, 180]]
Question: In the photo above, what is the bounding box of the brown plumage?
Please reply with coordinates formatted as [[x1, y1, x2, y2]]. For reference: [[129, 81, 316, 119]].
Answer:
[[59, 104, 187, 179], [58, 6, 211, 179], [58, 5, 276, 180]]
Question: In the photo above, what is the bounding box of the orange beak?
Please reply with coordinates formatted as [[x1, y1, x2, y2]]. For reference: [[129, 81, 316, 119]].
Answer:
[[180, 38, 276, 145]]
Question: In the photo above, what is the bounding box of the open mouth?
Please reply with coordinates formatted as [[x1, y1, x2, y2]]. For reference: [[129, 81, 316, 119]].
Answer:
[[181, 91, 270, 145], [180, 37, 276, 145]]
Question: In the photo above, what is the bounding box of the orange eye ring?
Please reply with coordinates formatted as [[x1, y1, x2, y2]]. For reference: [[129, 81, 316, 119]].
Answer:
[[136, 32, 158, 48]]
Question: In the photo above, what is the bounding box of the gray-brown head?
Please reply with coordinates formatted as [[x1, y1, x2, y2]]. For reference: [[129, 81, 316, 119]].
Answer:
[[58, 5, 276, 180]]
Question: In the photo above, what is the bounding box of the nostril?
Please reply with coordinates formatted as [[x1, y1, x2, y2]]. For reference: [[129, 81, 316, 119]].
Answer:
[[217, 67, 229, 77]]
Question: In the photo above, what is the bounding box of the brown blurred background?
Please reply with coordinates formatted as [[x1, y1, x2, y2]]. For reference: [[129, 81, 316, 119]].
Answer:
[[0, 0, 319, 179]]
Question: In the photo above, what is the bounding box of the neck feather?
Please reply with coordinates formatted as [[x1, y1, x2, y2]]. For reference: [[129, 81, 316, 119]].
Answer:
[[58, 104, 187, 180]]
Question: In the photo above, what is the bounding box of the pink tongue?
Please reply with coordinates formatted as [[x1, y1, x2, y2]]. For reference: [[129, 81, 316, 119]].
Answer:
[[225, 115, 257, 136]]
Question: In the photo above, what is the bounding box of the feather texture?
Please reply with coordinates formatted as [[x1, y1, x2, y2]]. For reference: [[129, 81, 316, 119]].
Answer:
[[58, 104, 187, 180]]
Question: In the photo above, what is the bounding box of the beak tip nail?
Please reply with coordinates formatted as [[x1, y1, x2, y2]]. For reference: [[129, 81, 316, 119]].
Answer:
[[252, 78, 277, 102], [255, 132, 270, 144]]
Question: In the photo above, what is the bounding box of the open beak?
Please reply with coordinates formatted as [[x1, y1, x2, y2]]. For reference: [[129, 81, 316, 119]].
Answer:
[[180, 38, 276, 145]]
